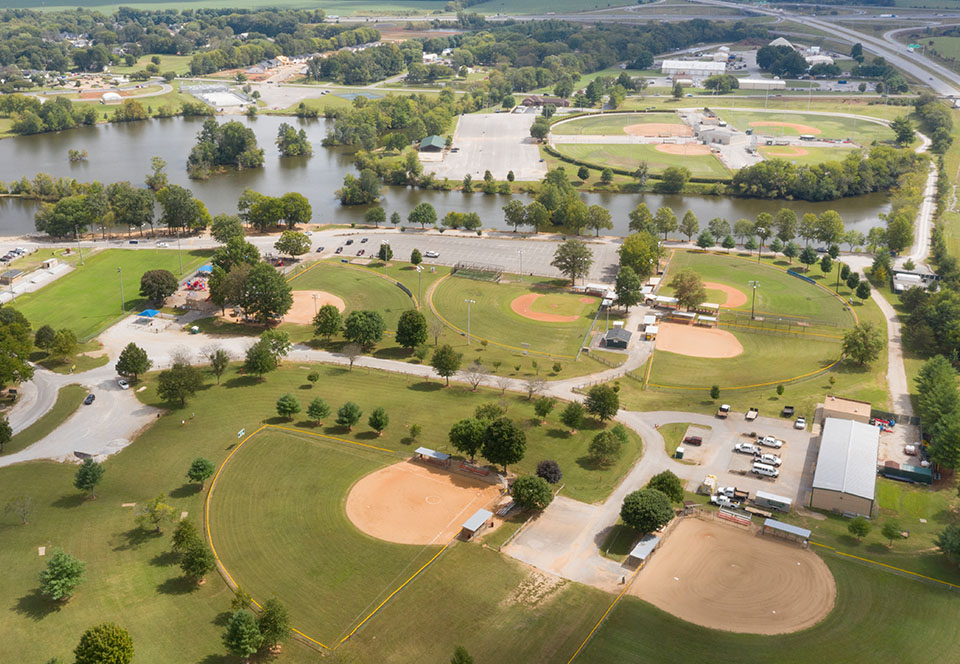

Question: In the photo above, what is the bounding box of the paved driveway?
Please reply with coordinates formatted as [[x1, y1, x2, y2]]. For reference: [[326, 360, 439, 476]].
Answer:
[[427, 113, 547, 181]]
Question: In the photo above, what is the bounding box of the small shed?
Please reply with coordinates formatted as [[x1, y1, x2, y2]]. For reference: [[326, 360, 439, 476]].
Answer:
[[42, 258, 58, 269], [762, 518, 810, 544], [419, 135, 446, 152], [821, 395, 871, 425], [461, 508, 493, 540], [603, 327, 632, 349], [0, 269, 24, 285], [628, 533, 660, 565], [642, 315, 657, 327], [415, 446, 451, 468]]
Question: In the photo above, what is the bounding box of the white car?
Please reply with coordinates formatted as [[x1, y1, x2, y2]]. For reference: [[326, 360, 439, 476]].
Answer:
[[756, 453, 782, 467], [795, 417, 806, 430], [117, 378, 129, 389], [759, 435, 784, 449], [157, 242, 169, 248], [424, 250, 439, 258], [734, 442, 761, 455]]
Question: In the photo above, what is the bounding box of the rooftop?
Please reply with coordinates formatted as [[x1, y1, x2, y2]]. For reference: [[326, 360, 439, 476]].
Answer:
[[812, 418, 880, 501], [823, 395, 872, 419], [462, 508, 492, 533], [629, 533, 660, 561], [660, 59, 726, 72], [419, 135, 446, 150]]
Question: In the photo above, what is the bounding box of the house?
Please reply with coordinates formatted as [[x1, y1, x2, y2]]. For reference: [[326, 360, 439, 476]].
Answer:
[[603, 327, 632, 349], [810, 418, 880, 517], [0, 269, 23, 285], [521, 95, 570, 107], [419, 135, 446, 152]]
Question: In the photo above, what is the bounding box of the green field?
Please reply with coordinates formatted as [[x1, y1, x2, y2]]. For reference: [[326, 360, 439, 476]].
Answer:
[[109, 55, 192, 76], [13, 249, 210, 340], [579, 553, 960, 663], [209, 429, 440, 645], [1, 384, 85, 456], [554, 143, 730, 178], [716, 110, 894, 144], [431, 274, 598, 358], [552, 113, 683, 136], [759, 145, 862, 167]]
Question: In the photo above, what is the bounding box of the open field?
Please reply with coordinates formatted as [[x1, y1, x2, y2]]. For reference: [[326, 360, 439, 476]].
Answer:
[[552, 113, 685, 136], [109, 55, 193, 76], [717, 110, 894, 143], [431, 274, 598, 358], [13, 249, 210, 340], [554, 143, 730, 178], [580, 552, 960, 663], [1, 384, 85, 456], [759, 145, 862, 166]]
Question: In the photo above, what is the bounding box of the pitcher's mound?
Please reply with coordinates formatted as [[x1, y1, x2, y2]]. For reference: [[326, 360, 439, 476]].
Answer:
[[656, 322, 743, 358], [655, 144, 711, 155], [287, 290, 346, 325], [624, 123, 693, 137], [345, 460, 501, 545], [631, 518, 835, 635]]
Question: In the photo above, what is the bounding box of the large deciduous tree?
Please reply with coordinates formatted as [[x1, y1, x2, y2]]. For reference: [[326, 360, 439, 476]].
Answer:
[[620, 488, 674, 533], [74, 623, 134, 664], [115, 342, 152, 381], [139, 269, 178, 304], [395, 309, 428, 350], [431, 344, 462, 386], [511, 475, 553, 510], [668, 268, 707, 311], [39, 548, 85, 601], [343, 310, 386, 349], [239, 262, 293, 324], [842, 322, 884, 367], [482, 418, 526, 473], [551, 239, 593, 286]]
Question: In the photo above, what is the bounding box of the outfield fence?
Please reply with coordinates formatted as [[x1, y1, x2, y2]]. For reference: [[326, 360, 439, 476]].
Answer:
[[452, 261, 503, 282]]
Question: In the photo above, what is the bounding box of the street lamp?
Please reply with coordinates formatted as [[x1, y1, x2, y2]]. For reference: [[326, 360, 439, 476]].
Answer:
[[748, 280, 760, 320], [517, 249, 524, 281], [176, 227, 183, 276], [117, 267, 124, 313], [312, 293, 319, 315], [755, 227, 765, 263], [416, 265, 423, 309], [464, 299, 475, 344]]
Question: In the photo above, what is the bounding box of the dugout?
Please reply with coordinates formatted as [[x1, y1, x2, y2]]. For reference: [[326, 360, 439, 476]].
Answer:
[[415, 447, 451, 468], [461, 508, 493, 540], [628, 533, 660, 567], [762, 518, 810, 545]]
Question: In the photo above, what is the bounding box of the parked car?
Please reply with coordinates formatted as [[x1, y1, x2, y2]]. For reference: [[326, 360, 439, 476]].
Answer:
[[424, 250, 439, 258], [83, 393, 96, 405], [117, 379, 129, 390], [335, 247, 343, 254], [345, 239, 354, 245], [360, 237, 368, 243], [716, 404, 731, 418], [734, 442, 762, 455], [357, 249, 365, 256], [756, 453, 782, 467], [795, 416, 807, 430], [157, 242, 169, 248], [683, 436, 703, 446], [316, 246, 325, 253], [759, 435, 784, 449]]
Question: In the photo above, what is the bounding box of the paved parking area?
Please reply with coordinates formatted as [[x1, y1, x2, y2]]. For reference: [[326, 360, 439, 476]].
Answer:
[[425, 112, 547, 182], [322, 232, 620, 283]]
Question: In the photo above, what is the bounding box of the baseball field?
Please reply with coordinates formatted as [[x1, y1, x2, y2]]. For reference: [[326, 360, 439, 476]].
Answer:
[[758, 145, 862, 167], [551, 112, 690, 136], [554, 142, 730, 178], [715, 110, 893, 144]]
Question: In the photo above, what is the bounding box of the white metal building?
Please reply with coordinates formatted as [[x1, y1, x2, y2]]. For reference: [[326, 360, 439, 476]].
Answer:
[[660, 59, 726, 79], [739, 78, 786, 91], [805, 54, 835, 66], [810, 418, 880, 517]]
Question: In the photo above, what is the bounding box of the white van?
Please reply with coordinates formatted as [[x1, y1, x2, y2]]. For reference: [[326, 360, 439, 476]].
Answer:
[[752, 462, 780, 478]]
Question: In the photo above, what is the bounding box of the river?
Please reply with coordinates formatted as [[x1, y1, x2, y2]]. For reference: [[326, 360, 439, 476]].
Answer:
[[0, 115, 890, 238]]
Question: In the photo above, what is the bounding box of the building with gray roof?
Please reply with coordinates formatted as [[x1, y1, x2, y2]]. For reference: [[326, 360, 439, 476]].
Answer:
[[810, 418, 880, 517]]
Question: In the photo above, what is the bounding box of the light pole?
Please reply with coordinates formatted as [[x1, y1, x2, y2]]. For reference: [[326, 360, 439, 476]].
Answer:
[[176, 227, 183, 276], [749, 280, 760, 320], [517, 249, 524, 282], [312, 293, 319, 315], [117, 267, 124, 313], [755, 227, 765, 263], [416, 265, 423, 309], [381, 241, 390, 275], [464, 299, 475, 345]]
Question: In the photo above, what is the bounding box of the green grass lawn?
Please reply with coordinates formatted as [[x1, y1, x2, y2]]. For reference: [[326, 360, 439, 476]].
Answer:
[[759, 145, 862, 167], [579, 552, 960, 663], [659, 422, 703, 464], [12, 249, 210, 340], [717, 109, 894, 144], [554, 143, 730, 178], [209, 428, 440, 645], [431, 274, 599, 358], [1, 384, 85, 456], [552, 112, 682, 136]]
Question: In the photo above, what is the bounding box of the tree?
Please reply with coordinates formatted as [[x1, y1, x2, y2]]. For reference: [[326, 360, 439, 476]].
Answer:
[[410, 248, 423, 266], [560, 401, 585, 433], [783, 241, 799, 263], [276, 123, 312, 158], [937, 524, 960, 560], [368, 407, 389, 436], [586, 205, 613, 237], [891, 116, 915, 146], [408, 202, 437, 229], [223, 610, 262, 661], [619, 231, 661, 280], [39, 548, 85, 601], [620, 488, 673, 533], [629, 203, 655, 234], [449, 418, 485, 462], [239, 262, 292, 324], [647, 470, 683, 502], [577, 166, 590, 182], [396, 309, 428, 350], [180, 540, 216, 583], [696, 231, 715, 251], [820, 255, 833, 275], [342, 343, 363, 370], [336, 402, 362, 430], [365, 206, 387, 228], [50, 328, 78, 361], [258, 597, 291, 650], [5, 494, 33, 524], [669, 268, 707, 311], [157, 362, 204, 406], [135, 494, 175, 533], [35, 324, 55, 350], [275, 394, 301, 421], [377, 242, 394, 262], [551, 239, 594, 286], [856, 281, 871, 303], [431, 344, 463, 386], [451, 646, 475, 664], [931, 410, 960, 470], [614, 266, 643, 312], [656, 166, 690, 194], [212, 237, 260, 274], [139, 269, 178, 303], [74, 623, 133, 664], [273, 230, 310, 258], [187, 457, 215, 489], [600, 168, 614, 185], [799, 246, 819, 271], [585, 385, 619, 421], [313, 304, 343, 341], [211, 214, 245, 244], [172, 518, 202, 555], [534, 396, 555, 422], [589, 430, 622, 466], [74, 458, 104, 498], [916, 356, 959, 431], [530, 116, 550, 141], [307, 397, 331, 425], [848, 515, 871, 541], [244, 339, 277, 379], [842, 322, 883, 367], [207, 347, 230, 384], [482, 418, 526, 473], [672, 81, 683, 99], [882, 519, 901, 546], [536, 459, 563, 484], [502, 199, 527, 232], [654, 206, 679, 240], [342, 310, 385, 350], [115, 342, 151, 381], [679, 210, 699, 241], [512, 475, 553, 510]]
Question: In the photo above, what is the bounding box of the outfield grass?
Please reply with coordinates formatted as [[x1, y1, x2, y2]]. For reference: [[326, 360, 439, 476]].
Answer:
[[552, 112, 683, 136], [13, 249, 210, 340], [431, 274, 598, 358], [716, 109, 894, 143], [554, 143, 730, 178], [579, 552, 960, 663], [210, 429, 440, 644], [759, 145, 862, 167], [1, 384, 85, 456]]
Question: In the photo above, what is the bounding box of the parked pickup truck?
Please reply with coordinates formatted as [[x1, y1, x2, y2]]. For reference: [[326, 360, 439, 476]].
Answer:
[[745, 408, 759, 421], [759, 435, 784, 449], [755, 453, 782, 467], [734, 442, 762, 455], [781, 406, 795, 418], [710, 494, 741, 509], [717, 486, 750, 502], [717, 404, 731, 418]]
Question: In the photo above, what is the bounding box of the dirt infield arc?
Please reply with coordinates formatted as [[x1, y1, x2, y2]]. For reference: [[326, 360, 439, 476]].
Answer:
[[655, 322, 744, 358], [631, 518, 836, 634], [702, 282, 747, 308], [624, 123, 693, 137], [655, 143, 712, 155], [510, 293, 582, 323], [287, 290, 346, 325]]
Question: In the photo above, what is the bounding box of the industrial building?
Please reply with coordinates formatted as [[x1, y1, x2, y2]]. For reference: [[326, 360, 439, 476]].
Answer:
[[810, 418, 880, 517], [739, 78, 786, 91], [660, 59, 726, 79]]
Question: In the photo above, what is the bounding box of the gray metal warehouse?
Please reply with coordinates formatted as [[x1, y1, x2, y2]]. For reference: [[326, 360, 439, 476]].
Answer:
[[810, 418, 880, 517]]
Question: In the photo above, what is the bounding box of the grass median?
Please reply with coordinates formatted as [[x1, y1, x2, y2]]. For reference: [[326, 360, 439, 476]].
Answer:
[[1, 384, 86, 457]]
